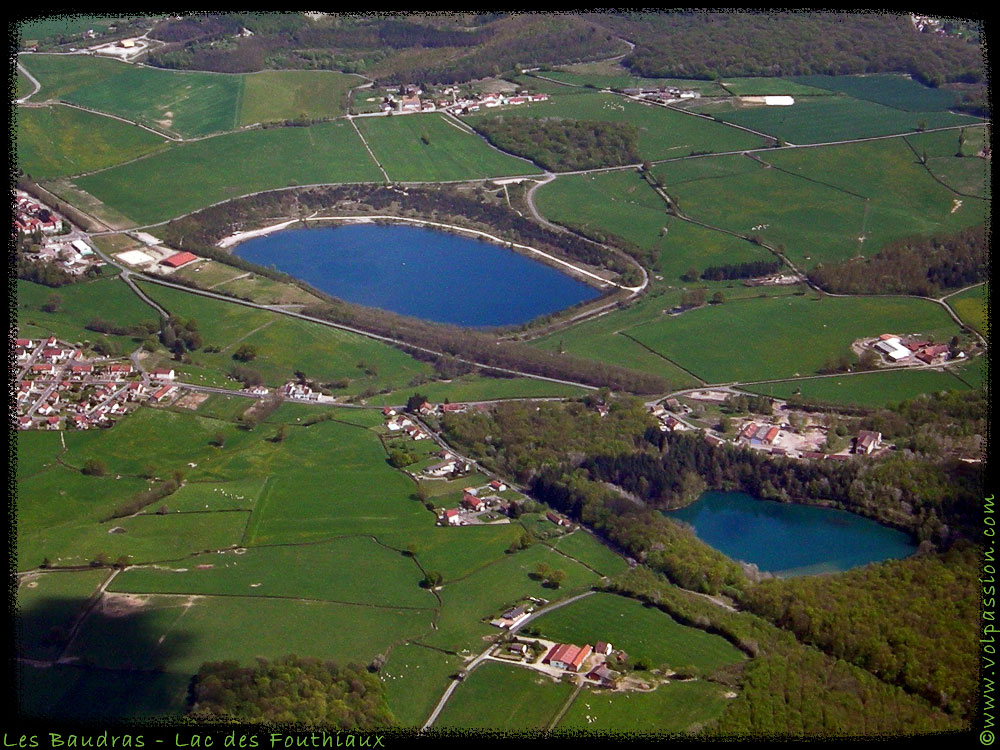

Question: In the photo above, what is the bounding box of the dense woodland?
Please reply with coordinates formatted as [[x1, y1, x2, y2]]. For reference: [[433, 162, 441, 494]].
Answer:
[[738, 542, 978, 718], [808, 224, 987, 296], [473, 117, 641, 172], [146, 13, 624, 80], [610, 568, 965, 735], [189, 655, 394, 727], [598, 12, 984, 87]]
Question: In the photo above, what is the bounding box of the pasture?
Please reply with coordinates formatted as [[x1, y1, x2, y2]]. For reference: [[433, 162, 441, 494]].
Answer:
[[356, 113, 541, 182], [907, 127, 991, 199], [435, 662, 574, 730], [791, 74, 961, 111], [17, 569, 111, 661], [16, 103, 168, 179], [64, 593, 433, 675], [16, 277, 159, 348], [719, 77, 837, 97], [110, 537, 436, 609], [627, 294, 961, 383], [948, 284, 987, 336], [467, 91, 765, 162], [20, 54, 243, 138], [381, 644, 463, 727], [75, 121, 382, 225], [744, 366, 976, 408], [238, 70, 361, 125], [534, 169, 776, 282], [549, 531, 629, 578], [530, 593, 744, 673], [698, 95, 981, 144], [558, 679, 730, 734], [365, 374, 588, 406], [135, 281, 431, 392]]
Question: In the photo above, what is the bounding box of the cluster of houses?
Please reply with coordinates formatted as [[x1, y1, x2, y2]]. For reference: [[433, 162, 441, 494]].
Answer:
[[15, 192, 103, 276], [738, 421, 783, 450], [622, 85, 701, 104], [379, 84, 550, 115], [383, 406, 433, 441], [649, 400, 689, 432], [871, 334, 954, 365], [541, 641, 626, 687], [439, 480, 511, 526], [16, 336, 179, 430]]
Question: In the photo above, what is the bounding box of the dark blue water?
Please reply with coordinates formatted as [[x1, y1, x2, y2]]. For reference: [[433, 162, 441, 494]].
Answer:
[[667, 491, 917, 576], [232, 224, 601, 327]]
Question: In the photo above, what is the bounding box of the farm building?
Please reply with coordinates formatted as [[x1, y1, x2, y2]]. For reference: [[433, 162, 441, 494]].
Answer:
[[161, 251, 199, 269], [544, 643, 593, 672], [874, 337, 911, 361]]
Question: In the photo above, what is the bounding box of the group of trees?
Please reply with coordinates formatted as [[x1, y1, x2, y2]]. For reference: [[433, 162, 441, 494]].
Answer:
[[808, 224, 986, 296], [699, 260, 782, 282], [160, 315, 202, 355], [189, 655, 394, 728], [474, 117, 641, 172]]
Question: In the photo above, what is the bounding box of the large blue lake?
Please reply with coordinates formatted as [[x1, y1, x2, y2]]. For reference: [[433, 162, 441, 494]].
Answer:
[[232, 224, 601, 327], [667, 491, 917, 576]]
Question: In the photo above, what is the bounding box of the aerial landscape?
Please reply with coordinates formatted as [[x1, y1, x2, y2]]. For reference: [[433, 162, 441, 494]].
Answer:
[[11, 11, 989, 742]]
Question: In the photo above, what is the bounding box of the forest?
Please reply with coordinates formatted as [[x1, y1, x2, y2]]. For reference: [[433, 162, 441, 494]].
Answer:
[[807, 224, 987, 295]]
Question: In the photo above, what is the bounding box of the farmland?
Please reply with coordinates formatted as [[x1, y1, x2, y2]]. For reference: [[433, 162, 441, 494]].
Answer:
[[20, 54, 243, 138], [356, 113, 541, 182], [693, 95, 982, 144], [626, 294, 961, 383], [16, 104, 168, 179], [467, 91, 766, 161], [744, 366, 977, 408], [237, 70, 361, 125], [74, 120, 383, 225], [948, 284, 988, 336], [134, 281, 431, 394], [528, 593, 744, 673], [790, 74, 962, 111]]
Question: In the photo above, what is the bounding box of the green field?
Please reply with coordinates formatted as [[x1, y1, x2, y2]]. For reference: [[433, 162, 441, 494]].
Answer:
[[111, 537, 436, 609], [791, 74, 961, 112], [719, 77, 837, 97], [365, 374, 587, 406], [627, 294, 961, 383], [75, 121, 382, 225], [539, 70, 731, 96], [907, 127, 991, 199], [558, 679, 731, 734], [534, 169, 776, 282], [436, 662, 575, 730], [357, 113, 541, 181], [531, 593, 744, 673], [135, 281, 431, 393], [948, 284, 988, 336], [238, 70, 362, 125], [16, 103, 168, 180], [382, 644, 463, 727], [17, 569, 111, 661], [650, 140, 985, 268], [744, 365, 977, 407], [17, 277, 159, 349], [65, 593, 432, 675], [18, 16, 131, 44], [696, 95, 981, 145], [550, 531, 629, 578], [467, 91, 765, 162], [20, 54, 243, 138]]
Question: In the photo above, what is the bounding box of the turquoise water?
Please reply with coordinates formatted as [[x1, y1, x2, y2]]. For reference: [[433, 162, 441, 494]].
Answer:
[[232, 223, 601, 327], [666, 491, 917, 576]]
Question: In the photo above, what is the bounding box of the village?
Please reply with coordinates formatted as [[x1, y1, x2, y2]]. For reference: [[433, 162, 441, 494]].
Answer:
[[15, 335, 179, 431]]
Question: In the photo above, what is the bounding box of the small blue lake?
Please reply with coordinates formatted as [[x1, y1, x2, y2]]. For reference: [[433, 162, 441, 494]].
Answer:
[[232, 224, 601, 327], [666, 491, 917, 576]]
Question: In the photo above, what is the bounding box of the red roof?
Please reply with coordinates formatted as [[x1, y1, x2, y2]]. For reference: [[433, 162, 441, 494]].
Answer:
[[544, 643, 592, 671], [161, 251, 198, 268]]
